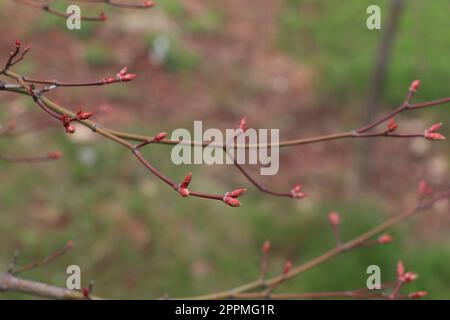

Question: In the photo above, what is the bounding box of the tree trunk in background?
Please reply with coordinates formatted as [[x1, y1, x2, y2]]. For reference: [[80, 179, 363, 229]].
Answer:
[[356, 0, 405, 192]]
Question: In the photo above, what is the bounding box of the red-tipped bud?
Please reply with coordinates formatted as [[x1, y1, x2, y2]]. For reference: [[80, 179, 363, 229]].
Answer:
[[178, 187, 190, 198], [239, 117, 248, 132], [143, 0, 155, 7], [262, 240, 271, 254], [377, 234, 393, 244], [328, 211, 340, 226], [283, 260, 293, 275], [153, 132, 167, 142], [47, 151, 63, 159], [117, 66, 128, 77], [15, 39, 21, 47], [99, 12, 107, 21], [427, 122, 443, 133], [65, 125, 76, 134], [76, 110, 94, 120], [229, 188, 247, 198], [119, 73, 137, 82], [180, 173, 192, 189], [291, 184, 306, 199], [424, 132, 446, 141], [82, 287, 90, 298], [418, 180, 433, 196], [223, 196, 241, 207], [66, 240, 74, 249], [408, 291, 427, 299], [387, 118, 398, 133], [403, 272, 418, 283], [409, 80, 420, 93], [397, 261, 405, 277]]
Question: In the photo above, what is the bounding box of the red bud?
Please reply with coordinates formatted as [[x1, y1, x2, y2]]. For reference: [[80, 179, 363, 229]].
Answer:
[[283, 260, 293, 275], [427, 122, 443, 133], [180, 173, 192, 189], [178, 187, 190, 198], [15, 39, 21, 47], [410, 80, 420, 92], [143, 0, 155, 7], [239, 117, 248, 132], [117, 66, 128, 77], [418, 180, 433, 196], [223, 196, 241, 207], [76, 109, 94, 120], [65, 125, 76, 134], [262, 240, 271, 254], [397, 261, 405, 277], [153, 132, 167, 142], [119, 73, 137, 82], [67, 240, 74, 249], [99, 12, 107, 21], [408, 291, 427, 299], [387, 118, 398, 133], [229, 188, 246, 198], [328, 212, 340, 226], [424, 131, 446, 141], [403, 272, 418, 283], [82, 287, 90, 298], [377, 234, 393, 244], [47, 151, 63, 159], [291, 184, 306, 199]]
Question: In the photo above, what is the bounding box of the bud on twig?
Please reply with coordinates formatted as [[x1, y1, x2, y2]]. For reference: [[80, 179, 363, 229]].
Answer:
[[328, 212, 340, 227], [290, 184, 306, 199], [424, 122, 445, 140], [153, 132, 167, 142], [47, 151, 63, 159], [283, 260, 292, 275], [387, 118, 398, 133], [239, 117, 248, 132], [229, 188, 246, 198], [76, 109, 94, 120], [409, 79, 420, 93], [418, 180, 433, 196], [262, 240, 271, 254], [223, 196, 241, 207], [408, 291, 427, 299], [397, 261, 405, 278], [403, 271, 418, 283], [377, 234, 393, 244], [143, 0, 156, 7], [180, 173, 192, 189]]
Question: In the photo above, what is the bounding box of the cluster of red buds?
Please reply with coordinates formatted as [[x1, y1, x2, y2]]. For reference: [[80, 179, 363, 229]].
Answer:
[[222, 188, 246, 207], [386, 118, 398, 133], [60, 109, 94, 134], [290, 184, 306, 199], [397, 261, 418, 283], [103, 67, 137, 84], [424, 122, 445, 141]]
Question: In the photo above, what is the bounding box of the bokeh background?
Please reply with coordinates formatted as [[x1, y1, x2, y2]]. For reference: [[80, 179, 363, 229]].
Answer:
[[1, 0, 450, 299]]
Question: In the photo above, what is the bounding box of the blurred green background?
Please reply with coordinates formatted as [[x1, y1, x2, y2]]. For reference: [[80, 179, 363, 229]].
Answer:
[[1, 0, 450, 299]]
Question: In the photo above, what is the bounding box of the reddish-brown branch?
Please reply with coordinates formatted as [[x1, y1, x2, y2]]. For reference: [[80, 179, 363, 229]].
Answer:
[[15, 0, 107, 21], [0, 151, 62, 163]]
